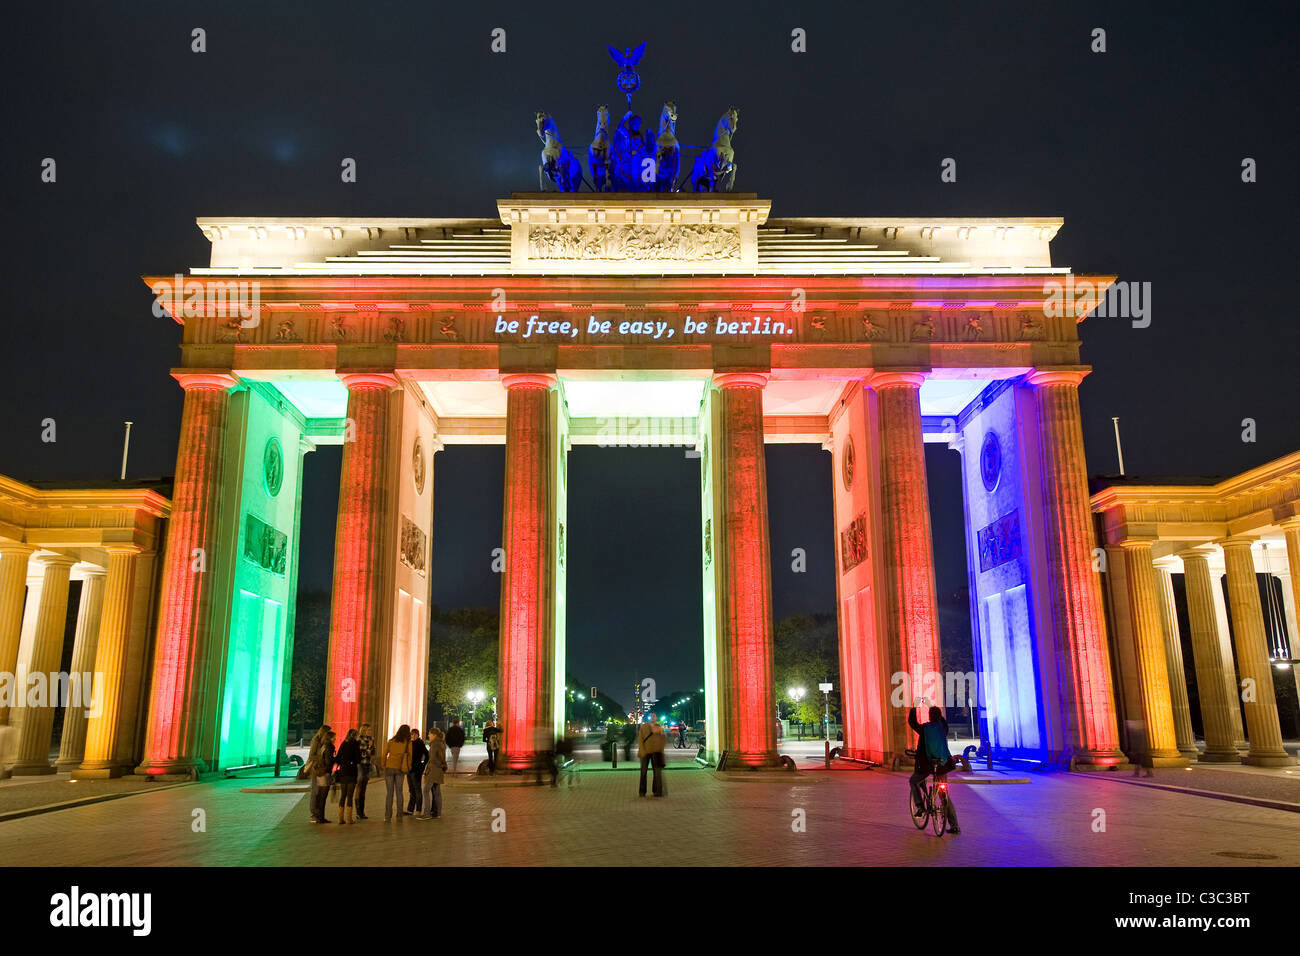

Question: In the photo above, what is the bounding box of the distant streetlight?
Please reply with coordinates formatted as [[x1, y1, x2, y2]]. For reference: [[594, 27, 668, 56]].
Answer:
[[818, 682, 833, 741]]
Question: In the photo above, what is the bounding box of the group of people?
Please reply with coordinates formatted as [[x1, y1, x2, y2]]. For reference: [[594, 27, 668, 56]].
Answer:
[[304, 718, 481, 824]]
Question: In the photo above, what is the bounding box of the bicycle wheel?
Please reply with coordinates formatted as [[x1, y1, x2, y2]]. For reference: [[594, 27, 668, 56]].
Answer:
[[930, 787, 949, 836], [908, 784, 928, 829]]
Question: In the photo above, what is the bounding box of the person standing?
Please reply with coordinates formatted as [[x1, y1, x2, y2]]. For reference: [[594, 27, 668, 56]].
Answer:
[[333, 728, 362, 824], [637, 717, 667, 798], [304, 724, 332, 824], [407, 727, 428, 815], [418, 727, 448, 819], [355, 722, 376, 820], [382, 725, 413, 822], [446, 720, 466, 773], [483, 720, 502, 774]]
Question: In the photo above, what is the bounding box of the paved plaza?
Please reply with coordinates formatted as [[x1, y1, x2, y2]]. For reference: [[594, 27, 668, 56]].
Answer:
[[2, 760, 1298, 867]]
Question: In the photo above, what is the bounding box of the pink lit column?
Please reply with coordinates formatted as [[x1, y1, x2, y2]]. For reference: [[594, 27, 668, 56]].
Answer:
[[711, 372, 779, 768], [498, 374, 559, 770], [325, 373, 398, 734], [872, 372, 942, 765], [1026, 369, 1124, 765], [137, 372, 237, 777]]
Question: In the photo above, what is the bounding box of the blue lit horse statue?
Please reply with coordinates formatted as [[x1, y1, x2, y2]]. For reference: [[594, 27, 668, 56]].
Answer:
[[689, 108, 739, 192], [588, 105, 614, 192], [536, 111, 583, 192], [653, 101, 680, 192]]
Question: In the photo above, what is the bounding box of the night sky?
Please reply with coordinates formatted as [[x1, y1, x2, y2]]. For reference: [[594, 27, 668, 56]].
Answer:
[[3, 2, 1297, 710]]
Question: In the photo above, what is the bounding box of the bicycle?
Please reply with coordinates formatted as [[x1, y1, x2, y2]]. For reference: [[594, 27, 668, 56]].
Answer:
[[906, 750, 955, 837]]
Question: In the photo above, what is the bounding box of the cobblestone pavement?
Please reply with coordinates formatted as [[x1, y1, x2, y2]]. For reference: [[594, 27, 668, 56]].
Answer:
[[1, 764, 1297, 867]]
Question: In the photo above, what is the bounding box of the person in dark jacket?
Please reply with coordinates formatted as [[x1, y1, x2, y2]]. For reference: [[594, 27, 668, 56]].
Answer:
[[333, 728, 362, 824], [407, 728, 428, 814], [305, 724, 333, 824], [482, 721, 502, 773], [446, 720, 466, 773], [355, 722, 376, 820], [908, 703, 960, 834]]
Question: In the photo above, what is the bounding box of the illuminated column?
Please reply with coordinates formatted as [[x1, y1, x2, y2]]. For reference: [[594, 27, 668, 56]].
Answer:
[[9, 554, 76, 775], [0, 543, 34, 729], [325, 373, 398, 733], [1180, 548, 1241, 761], [53, 568, 107, 771], [711, 372, 779, 767], [1207, 560, 1247, 748], [871, 372, 941, 764], [498, 373, 560, 770], [1117, 540, 1186, 766], [1151, 556, 1198, 761], [137, 372, 237, 777], [1026, 369, 1124, 765], [1279, 519, 1300, 713], [75, 546, 141, 778], [1219, 537, 1293, 766]]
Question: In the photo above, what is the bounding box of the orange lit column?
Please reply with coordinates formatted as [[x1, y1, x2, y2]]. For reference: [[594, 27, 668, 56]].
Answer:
[[1026, 369, 1124, 765], [9, 554, 77, 775], [0, 543, 34, 732], [1220, 537, 1293, 766], [871, 372, 941, 765], [710, 372, 780, 768], [75, 545, 141, 778], [54, 567, 107, 771], [136, 372, 237, 777], [1180, 547, 1241, 761], [498, 373, 559, 770], [1152, 555, 1199, 761], [325, 373, 398, 733], [1117, 539, 1186, 767]]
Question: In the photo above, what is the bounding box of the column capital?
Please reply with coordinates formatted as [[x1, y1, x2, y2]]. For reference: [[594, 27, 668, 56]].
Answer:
[[712, 371, 768, 389], [36, 553, 78, 570], [1217, 535, 1257, 551], [0, 542, 35, 558], [1026, 366, 1091, 388], [1179, 545, 1218, 561], [869, 370, 926, 390], [1279, 516, 1300, 532], [1117, 536, 1158, 552], [1152, 554, 1182, 571], [500, 372, 557, 390], [78, 565, 109, 579], [172, 370, 238, 391], [339, 372, 399, 390], [101, 543, 143, 557]]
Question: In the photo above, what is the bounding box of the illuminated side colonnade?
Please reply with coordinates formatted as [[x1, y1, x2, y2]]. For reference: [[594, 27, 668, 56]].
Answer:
[[88, 194, 1141, 776], [1093, 457, 1300, 768]]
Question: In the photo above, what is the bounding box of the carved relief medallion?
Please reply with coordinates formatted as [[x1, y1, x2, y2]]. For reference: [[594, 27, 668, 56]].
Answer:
[[412, 438, 426, 495], [263, 437, 284, 497]]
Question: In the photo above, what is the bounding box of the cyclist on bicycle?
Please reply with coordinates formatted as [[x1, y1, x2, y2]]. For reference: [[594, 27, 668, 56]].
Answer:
[[908, 701, 960, 835]]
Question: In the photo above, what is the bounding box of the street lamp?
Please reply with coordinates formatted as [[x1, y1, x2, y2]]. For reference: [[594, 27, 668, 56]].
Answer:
[[818, 682, 833, 741], [789, 687, 806, 739]]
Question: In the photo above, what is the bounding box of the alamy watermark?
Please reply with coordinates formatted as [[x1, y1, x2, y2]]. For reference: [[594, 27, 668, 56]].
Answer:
[[1043, 276, 1150, 328], [0, 671, 101, 718], [151, 274, 261, 328]]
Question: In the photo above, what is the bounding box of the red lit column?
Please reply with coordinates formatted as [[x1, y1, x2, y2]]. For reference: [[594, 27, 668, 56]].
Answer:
[[1026, 369, 1124, 765], [871, 372, 942, 765], [137, 372, 237, 777], [325, 373, 398, 734], [498, 373, 559, 770], [1220, 536, 1293, 766], [712, 372, 779, 768], [9, 554, 77, 775]]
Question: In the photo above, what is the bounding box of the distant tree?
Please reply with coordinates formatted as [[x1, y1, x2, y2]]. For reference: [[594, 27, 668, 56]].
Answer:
[[427, 605, 498, 724], [774, 612, 841, 724], [288, 590, 331, 742]]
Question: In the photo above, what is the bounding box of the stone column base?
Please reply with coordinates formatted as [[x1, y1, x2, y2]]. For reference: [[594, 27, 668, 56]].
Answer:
[[1177, 748, 1201, 763], [135, 759, 204, 781], [8, 762, 55, 776], [71, 762, 127, 780], [1243, 752, 1295, 768], [1149, 754, 1192, 768], [1197, 749, 1243, 763]]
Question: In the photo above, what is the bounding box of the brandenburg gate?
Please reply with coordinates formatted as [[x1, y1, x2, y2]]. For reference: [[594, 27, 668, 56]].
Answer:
[[114, 192, 1132, 776]]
